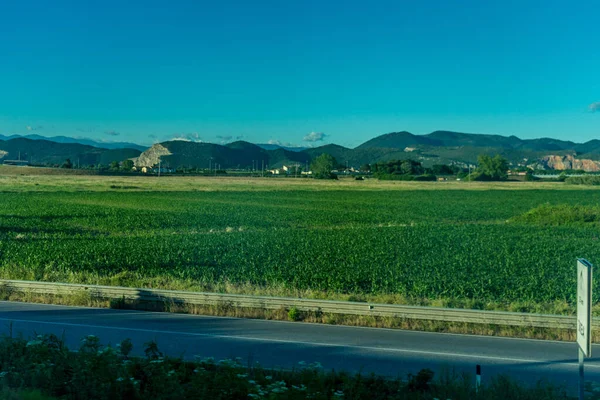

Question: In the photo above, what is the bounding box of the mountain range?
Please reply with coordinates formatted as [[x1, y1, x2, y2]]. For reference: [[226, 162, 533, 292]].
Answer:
[[0, 137, 142, 167], [1, 130, 600, 171], [0, 134, 147, 152]]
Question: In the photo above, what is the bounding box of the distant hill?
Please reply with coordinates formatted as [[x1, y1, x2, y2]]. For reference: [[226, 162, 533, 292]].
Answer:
[[255, 143, 307, 152], [0, 138, 142, 166], [4, 130, 600, 172], [356, 130, 587, 152], [0, 134, 148, 151], [135, 140, 309, 169], [356, 131, 442, 149], [130, 131, 600, 172]]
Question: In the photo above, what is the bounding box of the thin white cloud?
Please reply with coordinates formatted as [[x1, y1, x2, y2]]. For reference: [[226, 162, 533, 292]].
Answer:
[[105, 130, 120, 136], [26, 125, 43, 131], [267, 139, 304, 148], [303, 132, 327, 142], [171, 132, 203, 142], [590, 102, 600, 112]]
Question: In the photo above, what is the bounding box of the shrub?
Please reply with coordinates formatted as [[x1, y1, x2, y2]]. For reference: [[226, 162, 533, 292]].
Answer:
[[287, 306, 301, 321], [565, 175, 600, 185], [0, 333, 573, 400]]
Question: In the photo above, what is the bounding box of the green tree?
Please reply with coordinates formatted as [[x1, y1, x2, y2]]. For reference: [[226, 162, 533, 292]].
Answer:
[[109, 161, 120, 171], [121, 159, 134, 171], [61, 158, 73, 169], [310, 153, 338, 179], [373, 159, 424, 177], [360, 163, 371, 173], [431, 164, 455, 175], [473, 154, 509, 181], [524, 170, 538, 181]]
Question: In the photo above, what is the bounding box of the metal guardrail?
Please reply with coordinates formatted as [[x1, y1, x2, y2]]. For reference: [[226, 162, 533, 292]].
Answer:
[[1, 279, 596, 330]]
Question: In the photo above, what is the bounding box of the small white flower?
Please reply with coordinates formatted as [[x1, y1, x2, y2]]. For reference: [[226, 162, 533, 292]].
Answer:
[[265, 375, 272, 381], [116, 377, 124, 382], [236, 373, 248, 378]]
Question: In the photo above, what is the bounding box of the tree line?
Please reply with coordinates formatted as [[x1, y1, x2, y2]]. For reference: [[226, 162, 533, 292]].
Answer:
[[311, 153, 510, 181]]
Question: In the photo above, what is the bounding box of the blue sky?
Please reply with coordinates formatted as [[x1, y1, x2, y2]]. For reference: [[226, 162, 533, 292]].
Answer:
[[0, 0, 599, 147]]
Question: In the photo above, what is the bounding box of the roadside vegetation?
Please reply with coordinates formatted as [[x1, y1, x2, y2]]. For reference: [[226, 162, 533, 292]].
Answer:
[[0, 332, 589, 399]]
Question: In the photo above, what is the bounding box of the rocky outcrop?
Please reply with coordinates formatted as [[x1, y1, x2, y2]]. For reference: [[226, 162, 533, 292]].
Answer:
[[134, 144, 172, 167], [0, 150, 8, 159], [536, 155, 600, 172]]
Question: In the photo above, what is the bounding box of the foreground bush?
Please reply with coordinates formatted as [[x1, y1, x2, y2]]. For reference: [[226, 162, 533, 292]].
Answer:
[[0, 333, 574, 399]]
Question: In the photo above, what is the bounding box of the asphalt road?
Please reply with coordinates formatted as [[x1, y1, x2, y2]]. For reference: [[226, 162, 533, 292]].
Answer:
[[1, 301, 599, 395]]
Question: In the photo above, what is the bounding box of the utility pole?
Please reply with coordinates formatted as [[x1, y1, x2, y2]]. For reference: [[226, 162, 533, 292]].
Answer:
[[158, 159, 161, 177], [262, 160, 264, 177]]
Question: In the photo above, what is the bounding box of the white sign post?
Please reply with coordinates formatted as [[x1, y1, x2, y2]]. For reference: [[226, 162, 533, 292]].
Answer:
[[577, 258, 593, 400]]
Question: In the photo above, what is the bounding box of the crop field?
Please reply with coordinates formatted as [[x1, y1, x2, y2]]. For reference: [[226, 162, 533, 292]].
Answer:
[[1, 171, 600, 314]]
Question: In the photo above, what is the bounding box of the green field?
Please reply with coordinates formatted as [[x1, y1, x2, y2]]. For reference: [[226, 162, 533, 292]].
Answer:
[[1, 171, 599, 314]]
